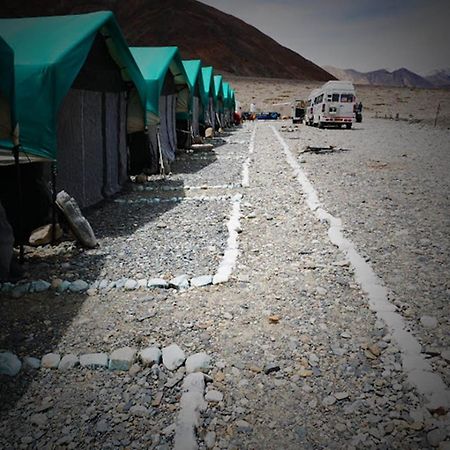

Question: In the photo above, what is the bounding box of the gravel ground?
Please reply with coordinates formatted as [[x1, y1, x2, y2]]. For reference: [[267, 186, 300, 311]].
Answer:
[[285, 118, 450, 387], [1, 121, 449, 449], [17, 132, 252, 284]]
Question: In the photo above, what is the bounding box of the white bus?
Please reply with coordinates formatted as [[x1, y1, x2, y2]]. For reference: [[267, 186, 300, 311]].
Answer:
[[310, 81, 356, 129], [305, 89, 319, 126]]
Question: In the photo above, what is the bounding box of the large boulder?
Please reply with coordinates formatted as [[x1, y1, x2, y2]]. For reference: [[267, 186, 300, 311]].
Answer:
[[56, 191, 97, 248]]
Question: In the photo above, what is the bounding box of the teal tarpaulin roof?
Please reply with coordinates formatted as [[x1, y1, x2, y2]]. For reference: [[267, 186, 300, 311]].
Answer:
[[0, 11, 148, 160], [182, 59, 203, 94], [200, 66, 214, 107], [0, 36, 16, 143], [213, 75, 223, 100], [222, 82, 231, 110], [213, 75, 224, 112], [130, 46, 189, 120], [230, 88, 236, 110], [180, 59, 204, 120]]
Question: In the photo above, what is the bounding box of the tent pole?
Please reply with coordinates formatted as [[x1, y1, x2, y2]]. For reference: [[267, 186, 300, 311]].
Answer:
[[51, 162, 57, 244], [12, 145, 24, 264]]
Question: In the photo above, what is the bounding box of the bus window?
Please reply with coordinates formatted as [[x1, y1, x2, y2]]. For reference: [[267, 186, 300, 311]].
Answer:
[[340, 94, 354, 103], [332, 93, 340, 102]]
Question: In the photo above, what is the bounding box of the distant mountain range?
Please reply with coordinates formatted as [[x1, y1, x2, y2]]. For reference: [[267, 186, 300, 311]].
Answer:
[[0, 0, 333, 81], [324, 66, 450, 89], [425, 69, 450, 88]]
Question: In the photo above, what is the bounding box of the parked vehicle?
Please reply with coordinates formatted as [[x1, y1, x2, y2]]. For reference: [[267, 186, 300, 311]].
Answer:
[[305, 89, 319, 126], [256, 111, 280, 120], [308, 81, 356, 129], [292, 99, 306, 124]]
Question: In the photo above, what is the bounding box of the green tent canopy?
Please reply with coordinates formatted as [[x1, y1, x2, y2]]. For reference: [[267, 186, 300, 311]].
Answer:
[[230, 89, 236, 112], [129, 46, 189, 124], [222, 82, 231, 110], [200, 66, 214, 108], [213, 75, 224, 110], [0, 11, 148, 161], [182, 60, 203, 96], [0, 37, 16, 147], [180, 59, 204, 120]]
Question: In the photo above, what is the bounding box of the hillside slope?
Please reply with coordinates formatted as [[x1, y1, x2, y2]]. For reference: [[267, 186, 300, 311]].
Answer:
[[0, 0, 333, 81]]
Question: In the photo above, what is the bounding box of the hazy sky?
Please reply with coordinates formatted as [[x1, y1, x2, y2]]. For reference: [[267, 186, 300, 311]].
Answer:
[[200, 0, 450, 75]]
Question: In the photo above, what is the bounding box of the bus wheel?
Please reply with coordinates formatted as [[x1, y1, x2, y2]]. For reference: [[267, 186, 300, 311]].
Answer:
[[346, 123, 352, 129], [318, 122, 324, 129]]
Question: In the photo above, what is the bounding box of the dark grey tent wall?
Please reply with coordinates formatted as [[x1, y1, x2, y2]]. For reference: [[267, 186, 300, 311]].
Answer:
[[159, 71, 177, 164], [56, 33, 129, 209], [192, 96, 200, 136]]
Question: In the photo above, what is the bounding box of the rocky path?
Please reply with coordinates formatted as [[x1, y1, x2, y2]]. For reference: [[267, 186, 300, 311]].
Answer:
[[1, 121, 449, 449]]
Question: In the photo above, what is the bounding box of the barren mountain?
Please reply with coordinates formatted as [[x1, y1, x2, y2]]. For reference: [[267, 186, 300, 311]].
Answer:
[[0, 0, 333, 81], [426, 69, 450, 88], [325, 66, 434, 88]]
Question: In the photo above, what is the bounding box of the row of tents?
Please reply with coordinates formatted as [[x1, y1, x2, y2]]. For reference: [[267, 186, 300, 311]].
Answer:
[[0, 11, 237, 245]]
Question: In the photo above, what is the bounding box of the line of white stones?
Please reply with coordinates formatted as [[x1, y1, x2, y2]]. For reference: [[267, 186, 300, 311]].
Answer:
[[114, 195, 233, 204], [212, 193, 242, 285], [133, 183, 241, 192], [241, 123, 257, 188], [271, 125, 450, 412]]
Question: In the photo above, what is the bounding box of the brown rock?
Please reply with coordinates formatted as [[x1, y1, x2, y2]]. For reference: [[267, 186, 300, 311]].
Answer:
[[29, 224, 62, 246]]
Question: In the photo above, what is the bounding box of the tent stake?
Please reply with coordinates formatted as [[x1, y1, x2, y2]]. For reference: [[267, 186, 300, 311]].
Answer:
[[51, 162, 57, 244], [12, 145, 24, 264]]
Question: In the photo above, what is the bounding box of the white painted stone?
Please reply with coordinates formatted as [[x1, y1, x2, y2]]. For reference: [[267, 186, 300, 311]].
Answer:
[[80, 353, 108, 369], [58, 354, 79, 371], [169, 275, 189, 290], [124, 279, 138, 290], [41, 353, 61, 369], [23, 356, 40, 370], [174, 373, 206, 450], [57, 280, 71, 292], [31, 280, 51, 293], [98, 279, 109, 290], [190, 275, 213, 288], [137, 278, 148, 289], [213, 194, 242, 284], [0, 352, 22, 376], [148, 278, 168, 289], [162, 344, 186, 371], [139, 346, 162, 366], [205, 390, 223, 403], [69, 280, 89, 293], [185, 352, 211, 374], [109, 347, 136, 371]]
